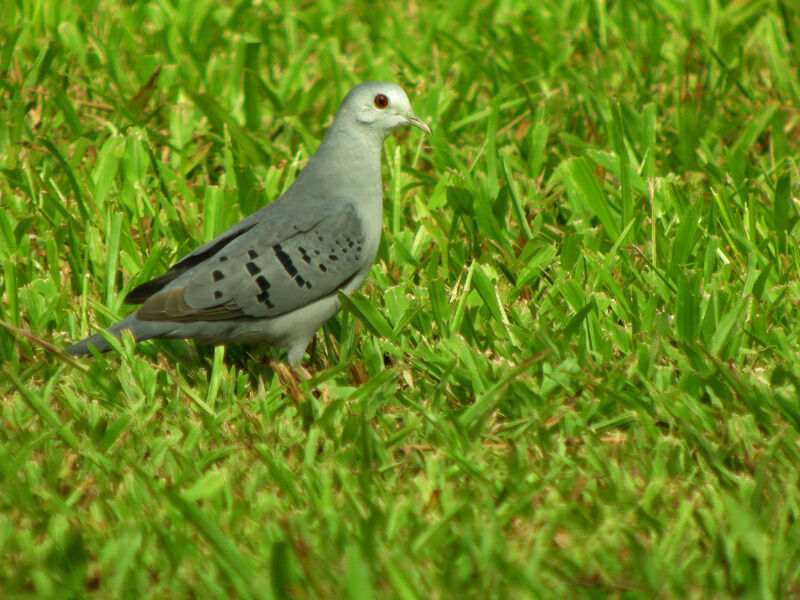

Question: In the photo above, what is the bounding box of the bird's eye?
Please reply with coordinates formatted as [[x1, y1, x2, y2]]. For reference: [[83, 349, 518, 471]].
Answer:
[[373, 94, 389, 108]]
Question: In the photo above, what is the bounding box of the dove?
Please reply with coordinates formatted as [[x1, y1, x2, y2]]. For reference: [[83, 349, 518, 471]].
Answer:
[[65, 81, 431, 365]]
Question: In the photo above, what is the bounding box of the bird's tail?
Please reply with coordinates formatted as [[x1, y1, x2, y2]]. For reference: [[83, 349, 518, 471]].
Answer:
[[64, 312, 170, 356]]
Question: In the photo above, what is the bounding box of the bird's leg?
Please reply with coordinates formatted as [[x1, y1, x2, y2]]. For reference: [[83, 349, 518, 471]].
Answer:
[[295, 365, 313, 380], [269, 360, 305, 402]]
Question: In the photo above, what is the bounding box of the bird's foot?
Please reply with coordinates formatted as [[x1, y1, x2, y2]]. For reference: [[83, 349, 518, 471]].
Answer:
[[269, 360, 309, 402]]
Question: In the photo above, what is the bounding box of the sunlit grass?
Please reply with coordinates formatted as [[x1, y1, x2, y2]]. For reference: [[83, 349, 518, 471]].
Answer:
[[2, 0, 800, 598]]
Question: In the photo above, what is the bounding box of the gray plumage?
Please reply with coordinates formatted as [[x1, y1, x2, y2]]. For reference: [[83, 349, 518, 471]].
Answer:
[[65, 81, 431, 365]]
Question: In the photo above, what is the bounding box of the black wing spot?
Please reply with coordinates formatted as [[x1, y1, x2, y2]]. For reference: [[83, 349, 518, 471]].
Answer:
[[255, 275, 271, 291], [219, 256, 228, 262], [294, 275, 306, 287], [319, 264, 327, 272], [356, 246, 362, 252], [255, 276, 274, 308], [246, 261, 261, 275], [298, 246, 311, 264], [348, 241, 354, 248], [314, 249, 320, 255], [214, 290, 223, 299], [213, 270, 225, 281], [178, 224, 255, 269], [248, 249, 258, 259], [329, 254, 338, 261], [273, 244, 298, 277]]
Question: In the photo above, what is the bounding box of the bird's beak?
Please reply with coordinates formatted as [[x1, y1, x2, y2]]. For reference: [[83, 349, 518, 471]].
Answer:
[[405, 112, 432, 135]]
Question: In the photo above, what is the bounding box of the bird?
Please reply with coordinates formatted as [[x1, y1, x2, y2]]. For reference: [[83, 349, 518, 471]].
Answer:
[[65, 81, 431, 366]]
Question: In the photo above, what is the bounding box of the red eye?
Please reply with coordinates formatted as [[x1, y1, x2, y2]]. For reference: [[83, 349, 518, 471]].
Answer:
[[373, 94, 389, 108]]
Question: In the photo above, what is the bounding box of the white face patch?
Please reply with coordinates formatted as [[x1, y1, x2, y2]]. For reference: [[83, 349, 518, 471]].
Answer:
[[352, 85, 417, 133]]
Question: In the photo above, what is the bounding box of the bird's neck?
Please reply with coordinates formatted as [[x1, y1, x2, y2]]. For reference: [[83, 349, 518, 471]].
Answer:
[[295, 123, 385, 203], [287, 122, 387, 267]]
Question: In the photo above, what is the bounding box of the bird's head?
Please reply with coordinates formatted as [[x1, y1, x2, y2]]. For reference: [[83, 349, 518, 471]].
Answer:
[[336, 81, 432, 138]]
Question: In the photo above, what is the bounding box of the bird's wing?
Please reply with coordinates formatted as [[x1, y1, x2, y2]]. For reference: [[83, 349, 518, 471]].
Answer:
[[125, 200, 297, 304], [134, 202, 367, 322]]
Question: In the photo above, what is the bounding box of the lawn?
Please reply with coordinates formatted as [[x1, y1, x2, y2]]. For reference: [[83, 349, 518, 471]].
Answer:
[[2, 0, 800, 598]]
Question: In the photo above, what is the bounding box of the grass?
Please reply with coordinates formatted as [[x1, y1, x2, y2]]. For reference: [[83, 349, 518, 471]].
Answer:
[[2, 0, 800, 597]]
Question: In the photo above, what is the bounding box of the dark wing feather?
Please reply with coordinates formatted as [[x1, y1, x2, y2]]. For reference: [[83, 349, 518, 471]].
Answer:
[[125, 223, 256, 304], [136, 286, 246, 321], [137, 203, 366, 322]]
